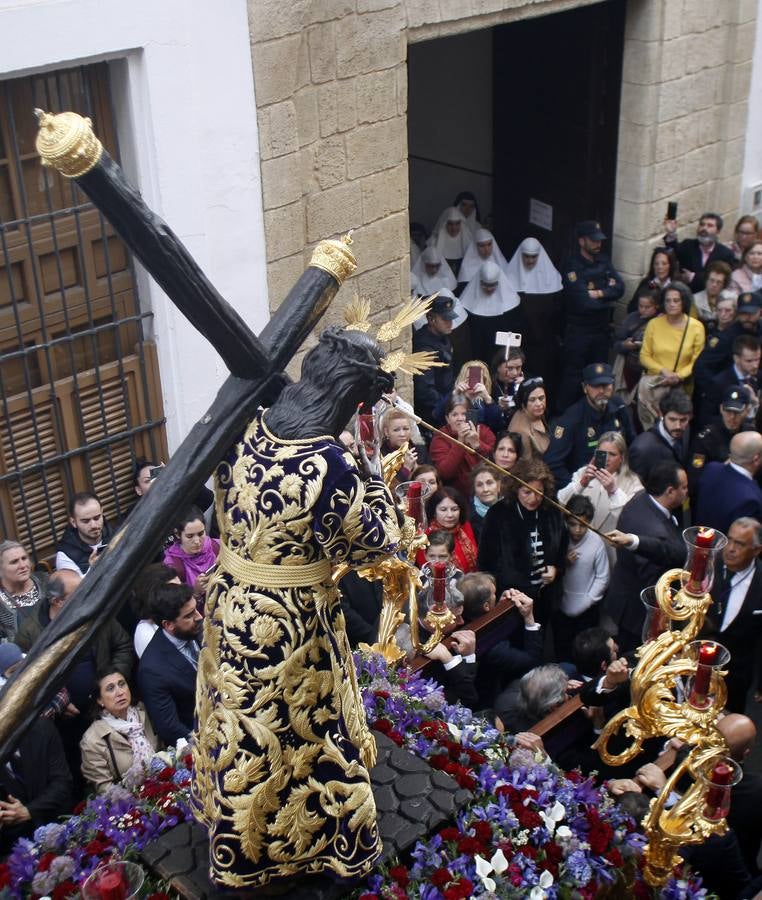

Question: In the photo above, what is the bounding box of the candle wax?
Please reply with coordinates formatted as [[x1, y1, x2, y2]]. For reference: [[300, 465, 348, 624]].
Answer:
[[687, 527, 715, 592], [431, 562, 447, 604], [704, 761, 733, 815]]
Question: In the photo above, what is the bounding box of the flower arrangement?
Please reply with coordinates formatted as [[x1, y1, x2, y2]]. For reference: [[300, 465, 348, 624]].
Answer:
[[0, 747, 193, 900], [354, 652, 711, 899]]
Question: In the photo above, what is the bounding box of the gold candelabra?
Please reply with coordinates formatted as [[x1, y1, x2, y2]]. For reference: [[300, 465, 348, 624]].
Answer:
[[333, 443, 455, 662], [595, 527, 739, 887]]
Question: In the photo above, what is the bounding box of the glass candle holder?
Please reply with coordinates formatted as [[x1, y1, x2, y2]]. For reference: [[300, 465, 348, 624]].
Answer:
[[640, 585, 677, 644], [395, 480, 433, 532], [419, 561, 461, 614], [82, 861, 145, 900], [681, 526, 728, 596], [699, 756, 742, 822], [685, 640, 731, 710]]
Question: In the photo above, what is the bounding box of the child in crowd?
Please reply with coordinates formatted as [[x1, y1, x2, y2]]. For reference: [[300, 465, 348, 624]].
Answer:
[[554, 495, 610, 665]]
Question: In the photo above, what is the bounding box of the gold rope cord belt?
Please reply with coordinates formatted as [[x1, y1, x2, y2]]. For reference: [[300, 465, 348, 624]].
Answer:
[[216, 542, 332, 588]]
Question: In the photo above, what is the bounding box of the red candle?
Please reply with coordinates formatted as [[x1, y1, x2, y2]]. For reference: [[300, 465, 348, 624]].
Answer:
[[704, 760, 733, 819], [431, 561, 447, 604], [687, 527, 715, 593], [94, 869, 127, 900], [407, 481, 423, 524], [689, 642, 718, 707]]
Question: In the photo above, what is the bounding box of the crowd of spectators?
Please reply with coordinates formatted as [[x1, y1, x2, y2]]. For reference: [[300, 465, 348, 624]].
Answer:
[[2, 197, 762, 894]]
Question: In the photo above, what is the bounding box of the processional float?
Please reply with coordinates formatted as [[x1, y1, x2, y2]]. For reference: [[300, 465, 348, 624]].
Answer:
[[0, 111, 740, 891]]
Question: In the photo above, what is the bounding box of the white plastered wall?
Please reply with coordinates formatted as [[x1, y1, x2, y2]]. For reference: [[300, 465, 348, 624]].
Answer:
[[0, 0, 270, 451]]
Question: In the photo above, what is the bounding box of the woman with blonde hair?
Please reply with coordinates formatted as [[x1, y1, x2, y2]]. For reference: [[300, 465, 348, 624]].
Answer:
[[453, 359, 502, 432], [557, 431, 642, 566]]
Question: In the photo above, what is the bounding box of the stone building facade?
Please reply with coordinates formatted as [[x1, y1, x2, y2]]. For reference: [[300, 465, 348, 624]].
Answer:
[[250, 0, 759, 336]]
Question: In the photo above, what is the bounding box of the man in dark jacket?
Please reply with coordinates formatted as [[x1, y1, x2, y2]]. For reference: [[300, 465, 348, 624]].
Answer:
[[688, 387, 751, 500], [628, 388, 692, 483], [55, 492, 112, 576], [663, 211, 736, 293], [605, 461, 689, 652], [694, 433, 762, 535], [0, 718, 72, 854], [412, 292, 458, 426], [544, 363, 634, 488], [557, 221, 624, 410], [138, 582, 202, 745]]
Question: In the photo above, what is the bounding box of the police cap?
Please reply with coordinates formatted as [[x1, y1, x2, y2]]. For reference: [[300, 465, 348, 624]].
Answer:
[[576, 220, 606, 241], [429, 291, 458, 321], [721, 387, 747, 411], [737, 291, 762, 313], [582, 362, 614, 386]]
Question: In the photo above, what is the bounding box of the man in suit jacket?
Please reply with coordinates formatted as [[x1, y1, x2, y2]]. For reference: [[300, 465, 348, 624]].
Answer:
[[664, 211, 736, 293], [694, 432, 762, 535], [138, 582, 202, 745], [705, 334, 761, 423], [701, 517, 762, 712], [605, 461, 689, 652], [628, 388, 692, 483]]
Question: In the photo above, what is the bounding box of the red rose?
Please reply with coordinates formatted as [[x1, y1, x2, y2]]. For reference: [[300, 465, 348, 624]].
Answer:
[[606, 847, 623, 868], [456, 836, 485, 856], [358, 894, 378, 900], [545, 841, 563, 864], [431, 867, 452, 888], [443, 878, 473, 900], [389, 866, 409, 888], [517, 807, 542, 830], [52, 880, 78, 900], [38, 852, 57, 872], [520, 845, 538, 859], [472, 820, 492, 842], [85, 839, 110, 857], [0, 864, 10, 888], [373, 718, 393, 735], [157, 766, 175, 781], [439, 827, 460, 842], [72, 800, 87, 815], [456, 770, 476, 791], [429, 754, 448, 771], [387, 731, 404, 747], [146, 894, 172, 900], [566, 769, 583, 783], [374, 690, 390, 700]]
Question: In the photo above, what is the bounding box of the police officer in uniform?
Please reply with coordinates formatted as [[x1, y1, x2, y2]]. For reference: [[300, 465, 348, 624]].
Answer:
[[544, 362, 634, 488], [688, 387, 751, 501], [557, 221, 624, 411], [412, 292, 458, 426]]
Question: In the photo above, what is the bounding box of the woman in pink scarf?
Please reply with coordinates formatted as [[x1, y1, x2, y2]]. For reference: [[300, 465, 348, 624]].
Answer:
[[163, 507, 219, 602]]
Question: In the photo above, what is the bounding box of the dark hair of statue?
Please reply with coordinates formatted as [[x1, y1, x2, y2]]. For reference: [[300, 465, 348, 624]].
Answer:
[[264, 327, 394, 441]]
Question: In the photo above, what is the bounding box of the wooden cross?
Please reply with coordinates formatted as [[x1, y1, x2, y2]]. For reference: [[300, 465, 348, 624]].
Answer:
[[0, 111, 355, 763]]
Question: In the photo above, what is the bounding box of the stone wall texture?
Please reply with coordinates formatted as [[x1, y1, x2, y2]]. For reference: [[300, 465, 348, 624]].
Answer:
[[248, 0, 757, 361]]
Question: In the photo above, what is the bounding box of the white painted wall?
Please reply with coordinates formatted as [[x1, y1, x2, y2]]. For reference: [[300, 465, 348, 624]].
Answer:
[[407, 29, 494, 234], [0, 0, 270, 451], [741, 1, 762, 216]]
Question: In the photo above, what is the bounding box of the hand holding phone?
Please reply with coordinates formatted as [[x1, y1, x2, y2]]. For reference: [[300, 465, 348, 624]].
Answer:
[[467, 366, 481, 390], [593, 449, 608, 469], [667, 201, 678, 221]]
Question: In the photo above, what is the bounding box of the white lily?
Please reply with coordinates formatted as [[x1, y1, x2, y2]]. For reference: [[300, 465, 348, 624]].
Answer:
[[540, 799, 566, 834], [447, 721, 462, 740], [540, 870, 554, 888], [474, 854, 496, 893], [490, 847, 509, 875], [555, 824, 572, 841]]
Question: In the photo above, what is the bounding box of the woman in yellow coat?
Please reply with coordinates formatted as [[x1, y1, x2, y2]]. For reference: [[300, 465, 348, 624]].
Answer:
[[639, 282, 705, 393]]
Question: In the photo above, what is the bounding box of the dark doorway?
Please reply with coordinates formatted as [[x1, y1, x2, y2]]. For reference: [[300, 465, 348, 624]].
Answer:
[[492, 0, 627, 265], [407, 0, 627, 266]]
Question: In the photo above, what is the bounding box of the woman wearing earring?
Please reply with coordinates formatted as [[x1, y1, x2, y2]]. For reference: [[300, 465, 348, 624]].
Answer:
[[80, 669, 159, 794]]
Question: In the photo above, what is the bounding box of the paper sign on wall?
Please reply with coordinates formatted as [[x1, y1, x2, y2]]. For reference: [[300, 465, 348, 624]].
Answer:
[[529, 198, 553, 231]]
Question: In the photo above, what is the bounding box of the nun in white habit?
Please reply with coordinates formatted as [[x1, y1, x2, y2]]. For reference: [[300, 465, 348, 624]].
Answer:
[[459, 260, 523, 365], [457, 228, 511, 286], [430, 206, 470, 277], [505, 237, 562, 384], [412, 246, 457, 295]]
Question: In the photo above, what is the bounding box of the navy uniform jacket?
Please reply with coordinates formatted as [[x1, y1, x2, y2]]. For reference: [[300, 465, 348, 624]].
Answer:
[[694, 462, 762, 534], [688, 421, 748, 498], [412, 326, 455, 426], [562, 253, 624, 328], [543, 396, 634, 488]]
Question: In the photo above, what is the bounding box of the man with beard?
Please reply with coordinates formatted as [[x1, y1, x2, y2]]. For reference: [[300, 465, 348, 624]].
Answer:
[[664, 211, 736, 293], [628, 388, 692, 483], [55, 492, 112, 576], [544, 363, 634, 488], [137, 582, 202, 744]]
